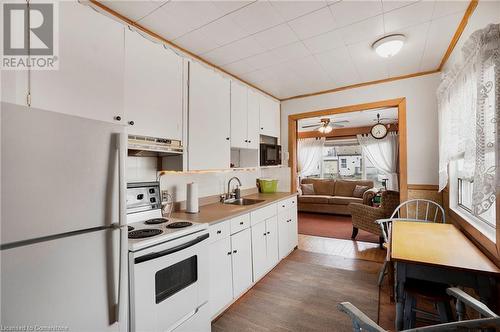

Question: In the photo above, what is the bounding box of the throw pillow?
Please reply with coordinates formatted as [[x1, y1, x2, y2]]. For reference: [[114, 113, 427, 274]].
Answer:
[[352, 185, 369, 198], [301, 183, 315, 195]]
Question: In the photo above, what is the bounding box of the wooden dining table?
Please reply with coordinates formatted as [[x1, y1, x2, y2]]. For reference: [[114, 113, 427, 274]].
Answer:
[[391, 221, 500, 331]]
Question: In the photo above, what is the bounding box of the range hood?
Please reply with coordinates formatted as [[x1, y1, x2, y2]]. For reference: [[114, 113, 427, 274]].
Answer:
[[128, 135, 183, 157]]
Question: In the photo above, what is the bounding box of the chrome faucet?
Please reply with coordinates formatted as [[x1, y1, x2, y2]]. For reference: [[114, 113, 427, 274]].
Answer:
[[225, 176, 242, 201]]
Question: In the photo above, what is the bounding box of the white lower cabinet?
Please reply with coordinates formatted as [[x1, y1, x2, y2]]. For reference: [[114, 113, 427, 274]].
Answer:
[[278, 208, 298, 260], [230, 228, 253, 298], [208, 236, 233, 317], [251, 216, 279, 281]]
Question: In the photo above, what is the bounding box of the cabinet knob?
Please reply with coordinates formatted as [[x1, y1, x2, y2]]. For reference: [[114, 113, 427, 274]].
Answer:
[[248, 140, 251, 143], [263, 233, 267, 236], [261, 127, 264, 130], [217, 230, 222, 234], [282, 205, 285, 208], [267, 231, 270, 235], [227, 252, 232, 255], [128, 121, 135, 126], [239, 221, 244, 225], [233, 250, 237, 254], [114, 116, 121, 121], [244, 139, 248, 143]]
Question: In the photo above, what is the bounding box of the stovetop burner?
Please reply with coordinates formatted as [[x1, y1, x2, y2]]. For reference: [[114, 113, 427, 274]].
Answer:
[[145, 218, 168, 225], [128, 229, 163, 239], [167, 221, 193, 229], [128, 226, 134, 232]]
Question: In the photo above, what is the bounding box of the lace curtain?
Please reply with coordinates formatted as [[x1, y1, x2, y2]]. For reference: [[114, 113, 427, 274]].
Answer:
[[437, 24, 499, 217], [297, 137, 325, 178], [357, 132, 399, 191]]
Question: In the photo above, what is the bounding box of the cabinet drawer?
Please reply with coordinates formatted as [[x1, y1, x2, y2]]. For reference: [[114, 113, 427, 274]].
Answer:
[[250, 203, 277, 226], [209, 221, 230, 243], [277, 196, 297, 213], [230, 214, 250, 235]]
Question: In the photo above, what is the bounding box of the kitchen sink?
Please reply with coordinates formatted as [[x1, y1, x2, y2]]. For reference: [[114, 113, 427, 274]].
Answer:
[[223, 198, 265, 206]]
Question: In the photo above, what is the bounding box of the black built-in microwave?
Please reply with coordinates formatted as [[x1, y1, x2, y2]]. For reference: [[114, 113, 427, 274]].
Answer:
[[260, 143, 281, 166]]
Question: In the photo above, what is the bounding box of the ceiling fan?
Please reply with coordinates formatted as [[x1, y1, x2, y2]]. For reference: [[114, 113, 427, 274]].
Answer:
[[372, 113, 397, 124], [301, 118, 349, 134]]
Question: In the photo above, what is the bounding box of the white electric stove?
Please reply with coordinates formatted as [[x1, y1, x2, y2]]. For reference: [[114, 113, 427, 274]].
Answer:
[[126, 182, 210, 332]]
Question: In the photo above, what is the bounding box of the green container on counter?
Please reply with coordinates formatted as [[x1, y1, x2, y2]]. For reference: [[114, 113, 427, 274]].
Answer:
[[257, 178, 278, 193]]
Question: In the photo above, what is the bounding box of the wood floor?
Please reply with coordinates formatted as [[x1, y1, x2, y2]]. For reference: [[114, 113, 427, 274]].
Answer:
[[212, 234, 395, 331]]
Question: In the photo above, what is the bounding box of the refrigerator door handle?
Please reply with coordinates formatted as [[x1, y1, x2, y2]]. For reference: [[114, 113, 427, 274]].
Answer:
[[117, 132, 127, 228]]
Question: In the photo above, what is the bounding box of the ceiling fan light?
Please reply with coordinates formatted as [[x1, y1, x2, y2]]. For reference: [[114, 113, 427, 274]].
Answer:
[[372, 34, 405, 58], [323, 126, 333, 133]]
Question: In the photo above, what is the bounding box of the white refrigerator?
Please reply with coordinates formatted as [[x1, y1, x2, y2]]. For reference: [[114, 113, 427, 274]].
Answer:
[[1, 102, 128, 331]]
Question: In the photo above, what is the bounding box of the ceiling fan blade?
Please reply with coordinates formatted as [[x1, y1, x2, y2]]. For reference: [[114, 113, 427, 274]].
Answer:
[[331, 124, 345, 128], [331, 120, 349, 124], [301, 123, 322, 128]]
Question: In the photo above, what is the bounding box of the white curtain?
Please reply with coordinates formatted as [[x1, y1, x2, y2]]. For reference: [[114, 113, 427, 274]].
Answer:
[[357, 132, 399, 191], [437, 24, 499, 216], [297, 138, 324, 178]]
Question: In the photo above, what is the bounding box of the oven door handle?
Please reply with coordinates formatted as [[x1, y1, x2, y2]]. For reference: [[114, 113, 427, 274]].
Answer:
[[134, 233, 209, 264]]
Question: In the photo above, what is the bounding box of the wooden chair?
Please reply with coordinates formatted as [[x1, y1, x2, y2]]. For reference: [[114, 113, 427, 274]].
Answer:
[[337, 287, 500, 332], [377, 199, 450, 328]]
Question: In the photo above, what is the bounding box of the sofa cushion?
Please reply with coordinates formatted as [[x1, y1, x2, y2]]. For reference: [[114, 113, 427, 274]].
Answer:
[[335, 180, 373, 197], [301, 183, 315, 195], [298, 195, 331, 204], [329, 196, 364, 205], [301, 178, 335, 196], [353, 185, 370, 198]]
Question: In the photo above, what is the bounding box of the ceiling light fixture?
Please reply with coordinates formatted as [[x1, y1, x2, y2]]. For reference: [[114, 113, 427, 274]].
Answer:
[[372, 34, 406, 58], [318, 125, 333, 134]]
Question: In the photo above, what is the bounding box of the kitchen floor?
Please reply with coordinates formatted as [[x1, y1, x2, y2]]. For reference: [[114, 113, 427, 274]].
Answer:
[[212, 235, 393, 331]]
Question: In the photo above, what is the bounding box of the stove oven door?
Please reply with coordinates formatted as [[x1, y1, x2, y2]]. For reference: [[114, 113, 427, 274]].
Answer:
[[130, 231, 209, 332]]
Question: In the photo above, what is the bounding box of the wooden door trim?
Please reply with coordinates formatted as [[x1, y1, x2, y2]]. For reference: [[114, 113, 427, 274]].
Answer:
[[288, 98, 408, 202]]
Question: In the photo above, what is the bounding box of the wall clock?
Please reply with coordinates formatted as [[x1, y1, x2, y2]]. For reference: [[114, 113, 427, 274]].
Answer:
[[370, 113, 388, 139]]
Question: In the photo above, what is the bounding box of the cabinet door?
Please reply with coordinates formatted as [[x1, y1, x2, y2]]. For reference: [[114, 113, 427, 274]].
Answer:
[[265, 216, 279, 269], [30, 2, 124, 123], [125, 30, 183, 140], [277, 210, 290, 260], [251, 220, 267, 281], [189, 62, 230, 170], [259, 95, 280, 138], [246, 89, 260, 149], [1, 71, 29, 106], [209, 237, 233, 317], [230, 81, 248, 149], [231, 228, 253, 298], [288, 207, 298, 253]]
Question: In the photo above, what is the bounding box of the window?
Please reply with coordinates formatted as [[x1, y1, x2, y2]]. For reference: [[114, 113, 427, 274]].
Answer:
[[340, 158, 347, 168]]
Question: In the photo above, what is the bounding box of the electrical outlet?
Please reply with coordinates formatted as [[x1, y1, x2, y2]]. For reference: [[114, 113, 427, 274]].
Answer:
[[161, 190, 169, 202]]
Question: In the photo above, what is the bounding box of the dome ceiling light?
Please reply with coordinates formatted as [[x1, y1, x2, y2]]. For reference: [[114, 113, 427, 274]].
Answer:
[[372, 34, 406, 58]]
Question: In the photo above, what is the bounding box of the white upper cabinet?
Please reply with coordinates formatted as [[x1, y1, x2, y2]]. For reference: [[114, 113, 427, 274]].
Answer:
[[259, 95, 280, 138], [188, 62, 230, 170], [124, 30, 183, 140], [230, 81, 248, 149], [247, 89, 260, 150], [30, 2, 124, 123]]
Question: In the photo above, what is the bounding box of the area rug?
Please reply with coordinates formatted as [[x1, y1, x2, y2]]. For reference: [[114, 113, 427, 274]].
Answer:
[[212, 250, 379, 332], [298, 212, 380, 244]]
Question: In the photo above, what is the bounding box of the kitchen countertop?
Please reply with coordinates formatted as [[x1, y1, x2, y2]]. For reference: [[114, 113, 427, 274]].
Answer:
[[171, 192, 297, 225]]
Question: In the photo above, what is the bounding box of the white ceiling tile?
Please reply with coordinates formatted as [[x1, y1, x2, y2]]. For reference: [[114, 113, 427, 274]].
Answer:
[[314, 47, 360, 86], [211, 0, 255, 16], [253, 23, 299, 50], [383, 0, 435, 32], [288, 7, 337, 40], [420, 12, 462, 70], [288, 56, 333, 86], [102, 1, 164, 22], [139, 1, 226, 39], [347, 41, 389, 82], [228, 1, 285, 35], [269, 41, 311, 63], [221, 59, 256, 76], [244, 51, 283, 70], [432, 0, 469, 19], [203, 36, 266, 65], [303, 29, 344, 54], [270, 1, 327, 21], [329, 0, 383, 28], [174, 29, 220, 54], [386, 22, 429, 76], [381, 0, 419, 13], [338, 15, 384, 45], [241, 67, 278, 84], [197, 15, 248, 46]]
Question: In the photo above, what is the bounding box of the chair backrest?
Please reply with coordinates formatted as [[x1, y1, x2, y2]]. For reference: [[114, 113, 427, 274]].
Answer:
[[390, 199, 446, 223], [379, 190, 401, 216]]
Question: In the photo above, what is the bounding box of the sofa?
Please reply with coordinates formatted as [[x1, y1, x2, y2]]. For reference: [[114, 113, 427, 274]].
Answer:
[[298, 178, 376, 215]]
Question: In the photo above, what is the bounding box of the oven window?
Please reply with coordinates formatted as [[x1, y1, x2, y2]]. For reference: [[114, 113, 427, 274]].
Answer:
[[266, 147, 276, 161], [155, 256, 197, 304]]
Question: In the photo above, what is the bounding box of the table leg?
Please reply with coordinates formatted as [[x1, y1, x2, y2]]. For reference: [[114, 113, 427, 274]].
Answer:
[[395, 262, 406, 331]]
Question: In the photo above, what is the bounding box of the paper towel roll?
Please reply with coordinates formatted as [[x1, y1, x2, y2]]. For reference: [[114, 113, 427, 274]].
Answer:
[[186, 182, 199, 213]]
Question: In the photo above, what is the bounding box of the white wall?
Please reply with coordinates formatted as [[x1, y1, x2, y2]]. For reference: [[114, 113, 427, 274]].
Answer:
[[281, 73, 441, 185], [443, 0, 500, 72]]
